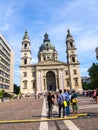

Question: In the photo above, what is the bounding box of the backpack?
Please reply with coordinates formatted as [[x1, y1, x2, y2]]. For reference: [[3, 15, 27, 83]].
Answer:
[[61, 94, 64, 104], [72, 98, 77, 103], [64, 93, 70, 106], [58, 94, 64, 105], [65, 93, 70, 102]]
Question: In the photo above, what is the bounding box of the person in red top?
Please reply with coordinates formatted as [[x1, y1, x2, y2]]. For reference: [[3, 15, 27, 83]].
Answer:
[[96, 89, 98, 104], [93, 90, 96, 99]]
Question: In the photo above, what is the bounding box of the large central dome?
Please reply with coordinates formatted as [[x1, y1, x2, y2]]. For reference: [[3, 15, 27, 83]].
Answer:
[[39, 33, 55, 52], [38, 33, 58, 62]]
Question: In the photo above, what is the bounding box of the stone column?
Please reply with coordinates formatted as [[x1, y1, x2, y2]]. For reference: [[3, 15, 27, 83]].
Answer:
[[45, 77, 47, 91], [44, 78, 45, 90], [55, 76, 58, 91], [44, 77, 47, 91], [58, 69, 64, 90]]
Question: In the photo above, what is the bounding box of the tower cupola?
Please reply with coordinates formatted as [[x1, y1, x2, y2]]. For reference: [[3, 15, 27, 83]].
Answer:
[[66, 29, 73, 39], [23, 31, 30, 42], [44, 33, 50, 42]]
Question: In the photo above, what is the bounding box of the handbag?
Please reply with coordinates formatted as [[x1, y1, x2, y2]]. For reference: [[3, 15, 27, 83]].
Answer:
[[52, 97, 55, 102], [72, 98, 77, 103], [63, 100, 67, 107]]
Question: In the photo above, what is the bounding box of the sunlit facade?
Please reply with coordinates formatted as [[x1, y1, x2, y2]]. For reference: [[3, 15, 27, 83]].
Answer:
[[20, 30, 82, 94], [0, 33, 14, 93]]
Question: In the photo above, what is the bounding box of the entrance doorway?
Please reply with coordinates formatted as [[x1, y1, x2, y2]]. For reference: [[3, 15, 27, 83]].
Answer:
[[46, 71, 56, 91]]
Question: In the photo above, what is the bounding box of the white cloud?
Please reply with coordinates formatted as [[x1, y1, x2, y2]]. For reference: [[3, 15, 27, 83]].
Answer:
[[6, 7, 14, 17], [77, 36, 98, 52], [32, 58, 38, 64], [1, 24, 10, 31]]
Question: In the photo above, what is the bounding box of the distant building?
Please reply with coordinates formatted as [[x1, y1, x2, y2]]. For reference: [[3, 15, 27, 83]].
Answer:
[[0, 33, 14, 93], [81, 77, 91, 84], [20, 29, 82, 94]]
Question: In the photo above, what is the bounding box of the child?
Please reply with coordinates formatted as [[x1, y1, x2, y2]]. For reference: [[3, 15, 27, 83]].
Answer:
[[71, 96, 78, 114]]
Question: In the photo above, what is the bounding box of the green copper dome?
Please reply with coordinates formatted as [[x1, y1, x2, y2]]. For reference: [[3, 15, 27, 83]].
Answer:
[[39, 33, 55, 52]]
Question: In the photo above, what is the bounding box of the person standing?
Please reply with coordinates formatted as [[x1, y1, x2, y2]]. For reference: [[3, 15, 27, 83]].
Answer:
[[71, 90, 78, 114], [93, 90, 96, 99], [47, 91, 54, 118], [57, 90, 65, 118], [96, 89, 98, 104], [63, 89, 70, 116]]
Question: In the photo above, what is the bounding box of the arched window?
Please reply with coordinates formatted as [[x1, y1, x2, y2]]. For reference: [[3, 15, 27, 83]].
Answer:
[[70, 42, 73, 47], [24, 44, 27, 49], [66, 78, 70, 86], [23, 81, 27, 89], [73, 69, 77, 74], [74, 78, 78, 86], [72, 57, 75, 62], [23, 72, 27, 77], [33, 82, 36, 88], [24, 59, 27, 64]]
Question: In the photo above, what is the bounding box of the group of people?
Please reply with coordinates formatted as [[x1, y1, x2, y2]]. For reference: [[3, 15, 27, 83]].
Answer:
[[92, 89, 98, 104], [82, 89, 98, 104], [47, 89, 78, 118]]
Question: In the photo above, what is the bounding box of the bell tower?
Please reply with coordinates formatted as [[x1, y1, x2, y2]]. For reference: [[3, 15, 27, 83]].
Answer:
[[66, 29, 79, 64], [20, 31, 33, 94], [66, 29, 82, 91], [20, 31, 32, 66]]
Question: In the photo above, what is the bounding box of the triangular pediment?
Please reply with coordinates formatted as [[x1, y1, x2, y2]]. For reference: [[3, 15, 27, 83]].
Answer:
[[35, 60, 67, 66]]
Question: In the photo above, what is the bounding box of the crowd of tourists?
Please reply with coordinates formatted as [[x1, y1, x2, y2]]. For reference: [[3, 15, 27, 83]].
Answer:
[[47, 89, 78, 118], [82, 89, 98, 103]]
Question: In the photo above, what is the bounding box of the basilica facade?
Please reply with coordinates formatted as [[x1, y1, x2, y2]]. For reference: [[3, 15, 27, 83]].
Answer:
[[20, 30, 82, 94]]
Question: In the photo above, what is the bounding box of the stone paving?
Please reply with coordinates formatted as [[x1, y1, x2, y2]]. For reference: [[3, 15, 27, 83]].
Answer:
[[72, 97, 98, 130], [0, 96, 98, 130], [0, 97, 43, 130]]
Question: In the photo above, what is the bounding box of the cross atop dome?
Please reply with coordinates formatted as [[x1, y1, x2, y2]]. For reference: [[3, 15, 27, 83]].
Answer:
[[43, 32, 50, 42]]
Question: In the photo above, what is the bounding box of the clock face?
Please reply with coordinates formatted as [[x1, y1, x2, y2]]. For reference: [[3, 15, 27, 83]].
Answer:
[[71, 51, 74, 53]]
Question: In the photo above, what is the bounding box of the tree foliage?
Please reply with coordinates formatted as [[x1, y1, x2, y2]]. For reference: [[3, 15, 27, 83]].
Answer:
[[0, 90, 4, 98], [88, 63, 98, 89], [82, 82, 92, 90], [14, 84, 20, 94]]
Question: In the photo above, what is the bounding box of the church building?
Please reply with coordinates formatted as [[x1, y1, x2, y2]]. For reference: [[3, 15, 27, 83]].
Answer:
[[20, 29, 82, 94]]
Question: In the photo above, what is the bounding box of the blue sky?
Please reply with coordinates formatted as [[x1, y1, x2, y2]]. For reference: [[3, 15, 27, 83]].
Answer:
[[0, 0, 98, 86]]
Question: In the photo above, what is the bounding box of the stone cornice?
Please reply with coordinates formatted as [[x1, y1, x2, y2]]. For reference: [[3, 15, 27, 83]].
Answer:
[[35, 60, 67, 66]]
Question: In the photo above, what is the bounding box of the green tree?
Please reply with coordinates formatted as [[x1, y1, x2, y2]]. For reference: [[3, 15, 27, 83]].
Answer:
[[88, 63, 98, 89], [14, 84, 20, 94], [0, 90, 3, 98], [82, 82, 92, 90]]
